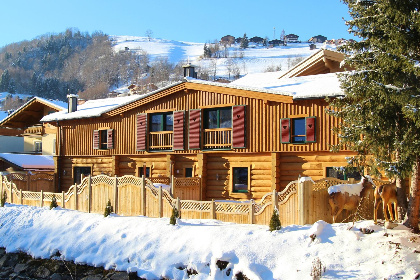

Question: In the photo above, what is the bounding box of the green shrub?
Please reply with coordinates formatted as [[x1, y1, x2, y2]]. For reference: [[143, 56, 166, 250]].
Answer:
[[104, 199, 113, 217], [1, 191, 6, 207], [170, 207, 179, 225], [49, 194, 58, 209], [269, 208, 281, 231]]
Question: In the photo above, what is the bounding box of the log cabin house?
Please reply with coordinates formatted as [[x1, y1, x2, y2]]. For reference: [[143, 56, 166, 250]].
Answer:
[[42, 49, 356, 200]]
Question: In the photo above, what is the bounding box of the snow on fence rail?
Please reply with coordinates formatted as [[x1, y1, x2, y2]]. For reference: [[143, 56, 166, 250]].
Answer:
[[0, 174, 388, 226]]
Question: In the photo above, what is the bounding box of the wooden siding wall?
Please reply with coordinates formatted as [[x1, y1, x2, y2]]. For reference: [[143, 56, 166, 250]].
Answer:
[[59, 89, 340, 156]]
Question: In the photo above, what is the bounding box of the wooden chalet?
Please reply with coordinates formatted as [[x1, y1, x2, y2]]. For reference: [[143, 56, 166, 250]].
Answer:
[[0, 97, 66, 156], [42, 49, 357, 200]]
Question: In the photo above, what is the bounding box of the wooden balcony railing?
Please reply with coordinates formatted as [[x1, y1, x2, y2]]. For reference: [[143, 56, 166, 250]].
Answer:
[[204, 128, 232, 149], [149, 131, 173, 150], [23, 125, 44, 136]]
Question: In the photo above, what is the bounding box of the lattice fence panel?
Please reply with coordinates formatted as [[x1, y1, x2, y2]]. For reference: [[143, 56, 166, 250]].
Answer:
[[22, 192, 41, 200], [215, 202, 250, 214], [118, 175, 143, 187], [181, 201, 211, 212], [149, 177, 170, 185], [91, 175, 116, 187], [31, 173, 54, 181], [174, 178, 200, 188]]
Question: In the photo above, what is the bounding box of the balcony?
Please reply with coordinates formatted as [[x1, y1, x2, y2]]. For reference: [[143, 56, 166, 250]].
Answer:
[[204, 128, 232, 149], [149, 131, 173, 150], [23, 125, 44, 136]]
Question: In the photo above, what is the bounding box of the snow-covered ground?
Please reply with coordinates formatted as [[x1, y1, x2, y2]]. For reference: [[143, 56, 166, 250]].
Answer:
[[111, 36, 338, 79], [0, 204, 419, 280]]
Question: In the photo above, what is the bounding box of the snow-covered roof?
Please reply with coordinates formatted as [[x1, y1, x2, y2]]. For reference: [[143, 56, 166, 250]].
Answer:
[[0, 153, 54, 170], [231, 72, 343, 99], [41, 82, 184, 122]]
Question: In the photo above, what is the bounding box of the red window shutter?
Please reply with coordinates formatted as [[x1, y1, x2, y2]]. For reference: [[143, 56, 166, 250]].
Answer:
[[136, 114, 147, 151], [232, 105, 246, 148], [93, 130, 99, 149], [173, 111, 184, 150], [280, 118, 291, 143], [107, 129, 114, 149], [305, 116, 316, 142], [188, 109, 201, 150]]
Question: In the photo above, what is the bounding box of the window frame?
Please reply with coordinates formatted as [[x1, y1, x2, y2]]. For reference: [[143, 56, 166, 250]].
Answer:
[[230, 164, 251, 198], [325, 167, 362, 181], [72, 165, 92, 185], [93, 128, 114, 150], [280, 116, 316, 144], [203, 107, 232, 129], [150, 112, 174, 132]]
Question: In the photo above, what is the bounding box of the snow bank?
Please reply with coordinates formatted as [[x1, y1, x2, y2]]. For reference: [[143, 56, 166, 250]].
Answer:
[[0, 205, 419, 279]]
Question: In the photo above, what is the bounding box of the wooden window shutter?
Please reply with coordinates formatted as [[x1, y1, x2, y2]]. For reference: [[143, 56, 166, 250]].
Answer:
[[280, 118, 291, 143], [107, 129, 114, 149], [173, 111, 185, 150], [136, 114, 147, 151], [188, 109, 201, 150], [93, 130, 100, 150], [232, 105, 246, 149], [305, 116, 316, 143]]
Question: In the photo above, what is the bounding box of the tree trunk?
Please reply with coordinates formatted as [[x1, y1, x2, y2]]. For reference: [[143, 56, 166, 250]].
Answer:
[[404, 156, 420, 232], [395, 175, 408, 221]]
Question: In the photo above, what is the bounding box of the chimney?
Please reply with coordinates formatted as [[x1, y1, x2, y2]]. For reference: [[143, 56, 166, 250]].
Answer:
[[182, 63, 197, 78], [67, 94, 79, 113]]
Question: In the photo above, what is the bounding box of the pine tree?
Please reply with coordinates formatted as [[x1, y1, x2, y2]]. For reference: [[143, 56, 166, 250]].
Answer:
[[269, 208, 281, 231], [50, 194, 58, 209], [104, 199, 113, 217], [240, 33, 249, 49], [332, 0, 420, 232], [170, 207, 179, 225]]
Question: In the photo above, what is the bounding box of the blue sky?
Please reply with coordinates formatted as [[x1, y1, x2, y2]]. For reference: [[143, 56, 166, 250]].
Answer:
[[1, 0, 352, 48]]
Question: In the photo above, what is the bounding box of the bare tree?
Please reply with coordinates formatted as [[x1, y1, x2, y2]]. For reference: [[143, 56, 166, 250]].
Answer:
[[145, 29, 153, 41]]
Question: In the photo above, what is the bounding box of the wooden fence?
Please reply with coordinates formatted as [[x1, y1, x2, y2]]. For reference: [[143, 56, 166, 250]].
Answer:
[[3, 173, 55, 193], [0, 175, 388, 226]]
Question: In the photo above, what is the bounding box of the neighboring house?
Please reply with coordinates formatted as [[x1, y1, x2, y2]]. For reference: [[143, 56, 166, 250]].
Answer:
[[0, 97, 66, 156], [42, 50, 357, 200], [309, 35, 328, 43], [0, 153, 54, 173], [285, 34, 299, 43], [0, 111, 24, 153]]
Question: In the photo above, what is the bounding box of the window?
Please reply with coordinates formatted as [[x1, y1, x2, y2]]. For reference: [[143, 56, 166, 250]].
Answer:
[[204, 107, 232, 129], [281, 116, 316, 144], [34, 140, 42, 153], [138, 166, 150, 178], [185, 167, 193, 178], [326, 167, 361, 181], [73, 166, 92, 184], [150, 113, 173, 132], [93, 129, 114, 150], [232, 167, 249, 193]]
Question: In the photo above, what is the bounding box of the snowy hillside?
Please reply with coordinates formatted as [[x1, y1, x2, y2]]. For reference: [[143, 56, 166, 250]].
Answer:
[[111, 36, 338, 78], [0, 204, 419, 280]]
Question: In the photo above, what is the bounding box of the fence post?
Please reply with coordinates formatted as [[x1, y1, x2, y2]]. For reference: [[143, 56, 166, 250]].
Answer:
[[249, 199, 254, 224], [19, 189, 23, 205], [210, 199, 216, 219], [298, 177, 313, 225], [272, 189, 278, 210], [9, 181, 13, 204], [0, 175, 3, 200], [141, 176, 146, 216], [114, 176, 118, 214], [40, 190, 44, 207], [87, 175, 92, 213], [74, 185, 78, 211], [171, 175, 175, 195], [27, 173, 31, 191], [176, 197, 181, 218], [158, 186, 163, 218], [62, 191, 65, 208]]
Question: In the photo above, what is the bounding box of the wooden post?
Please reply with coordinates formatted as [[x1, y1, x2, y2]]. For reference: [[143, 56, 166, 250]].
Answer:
[[27, 173, 31, 191], [141, 176, 146, 216], [114, 176, 118, 214], [87, 175, 92, 213], [20, 189, 23, 205], [249, 199, 254, 224], [272, 189, 278, 210], [0, 175, 3, 200], [210, 199, 216, 219], [176, 197, 181, 218], [62, 191, 65, 208], [74, 185, 78, 211], [171, 175, 175, 195], [158, 186, 163, 218], [40, 190, 44, 207], [9, 181, 13, 204], [298, 177, 313, 225]]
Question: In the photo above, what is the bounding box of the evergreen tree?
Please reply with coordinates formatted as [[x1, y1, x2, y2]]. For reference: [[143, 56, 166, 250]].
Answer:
[[50, 194, 58, 209], [269, 208, 281, 231], [104, 199, 113, 217], [0, 69, 10, 92], [169, 207, 179, 225], [332, 0, 420, 232], [240, 33, 249, 49]]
